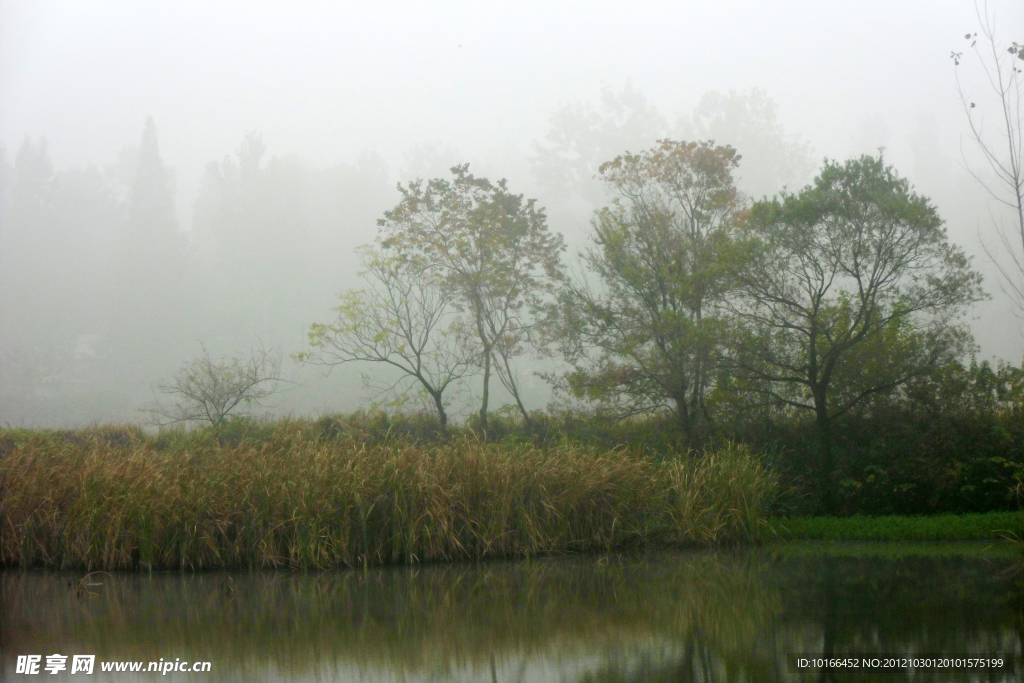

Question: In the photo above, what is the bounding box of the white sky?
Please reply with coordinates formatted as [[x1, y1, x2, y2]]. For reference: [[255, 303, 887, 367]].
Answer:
[[2, 0, 1023, 361]]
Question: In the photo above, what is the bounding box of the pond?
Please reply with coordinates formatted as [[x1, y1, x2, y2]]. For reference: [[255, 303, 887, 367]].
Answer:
[[2, 543, 1021, 681]]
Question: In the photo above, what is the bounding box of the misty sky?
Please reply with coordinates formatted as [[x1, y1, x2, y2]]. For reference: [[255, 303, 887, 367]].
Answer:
[[2, 0, 1023, 424], [3, 1, 1019, 179]]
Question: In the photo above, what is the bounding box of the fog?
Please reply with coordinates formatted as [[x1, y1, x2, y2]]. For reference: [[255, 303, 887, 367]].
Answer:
[[1, 0, 1022, 426]]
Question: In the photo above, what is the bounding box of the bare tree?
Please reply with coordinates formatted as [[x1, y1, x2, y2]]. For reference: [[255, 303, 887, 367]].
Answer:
[[952, 2, 1023, 311], [298, 243, 477, 429], [145, 345, 285, 426]]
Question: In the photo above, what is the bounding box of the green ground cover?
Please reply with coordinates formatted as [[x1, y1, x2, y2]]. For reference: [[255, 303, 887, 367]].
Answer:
[[769, 510, 1024, 542]]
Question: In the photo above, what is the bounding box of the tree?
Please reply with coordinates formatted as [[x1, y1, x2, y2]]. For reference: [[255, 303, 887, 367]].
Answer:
[[556, 140, 748, 441], [110, 118, 189, 366], [191, 133, 392, 344], [126, 118, 179, 246], [298, 242, 476, 429], [378, 165, 565, 429], [0, 138, 123, 415], [532, 85, 814, 208], [118, 117, 185, 284], [531, 82, 669, 206], [686, 88, 815, 199], [951, 3, 1023, 314], [145, 345, 285, 426], [732, 155, 985, 512]]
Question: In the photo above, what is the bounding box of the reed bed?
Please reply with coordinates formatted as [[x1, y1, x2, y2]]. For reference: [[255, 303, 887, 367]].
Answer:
[[0, 426, 775, 570]]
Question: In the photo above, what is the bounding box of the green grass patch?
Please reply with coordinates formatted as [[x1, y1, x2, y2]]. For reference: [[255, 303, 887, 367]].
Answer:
[[769, 511, 1024, 542], [766, 540, 1017, 558]]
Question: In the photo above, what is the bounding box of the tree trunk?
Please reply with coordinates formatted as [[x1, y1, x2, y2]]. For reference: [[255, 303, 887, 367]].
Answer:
[[689, 367, 710, 446], [813, 387, 835, 515], [479, 348, 491, 430], [431, 391, 448, 430], [503, 383, 531, 428], [674, 393, 692, 444], [496, 350, 533, 427], [512, 392, 533, 427]]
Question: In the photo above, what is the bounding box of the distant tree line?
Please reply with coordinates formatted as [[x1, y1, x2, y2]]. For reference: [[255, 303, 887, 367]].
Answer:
[[0, 121, 393, 424], [0, 87, 814, 425], [0, 118, 188, 408]]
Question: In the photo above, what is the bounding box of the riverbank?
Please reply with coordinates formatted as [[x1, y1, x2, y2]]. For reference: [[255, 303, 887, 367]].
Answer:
[[769, 510, 1024, 542], [0, 425, 775, 570]]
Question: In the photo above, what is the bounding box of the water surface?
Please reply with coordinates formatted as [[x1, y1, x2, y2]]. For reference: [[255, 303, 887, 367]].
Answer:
[[3, 543, 1021, 681]]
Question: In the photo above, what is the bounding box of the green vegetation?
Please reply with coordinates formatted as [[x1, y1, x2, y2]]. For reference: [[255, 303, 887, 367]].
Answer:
[[771, 540, 1018, 558], [750, 359, 1024, 517], [556, 140, 747, 441], [4, 124, 1022, 540], [769, 510, 1024, 542], [731, 155, 983, 515], [6, 85, 1022, 525], [291, 149, 993, 517], [299, 163, 566, 430], [0, 421, 775, 570]]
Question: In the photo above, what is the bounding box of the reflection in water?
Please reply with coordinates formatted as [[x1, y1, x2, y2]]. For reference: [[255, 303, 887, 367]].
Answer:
[[2, 545, 1021, 681]]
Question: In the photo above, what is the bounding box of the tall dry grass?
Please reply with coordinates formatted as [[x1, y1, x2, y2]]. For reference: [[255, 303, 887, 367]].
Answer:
[[0, 426, 775, 570]]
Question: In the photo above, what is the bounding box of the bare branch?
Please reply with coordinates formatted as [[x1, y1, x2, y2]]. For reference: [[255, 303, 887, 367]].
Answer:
[[143, 344, 287, 427], [298, 243, 477, 429], [954, 2, 1024, 311]]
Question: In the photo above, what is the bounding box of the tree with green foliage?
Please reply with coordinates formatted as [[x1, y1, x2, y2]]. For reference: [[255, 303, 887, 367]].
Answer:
[[298, 242, 476, 429], [556, 140, 748, 441], [378, 165, 565, 429], [731, 154, 985, 512]]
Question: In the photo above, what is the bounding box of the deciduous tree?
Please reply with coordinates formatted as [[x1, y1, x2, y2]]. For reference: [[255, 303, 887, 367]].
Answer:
[[556, 140, 748, 441], [298, 243, 476, 429], [732, 154, 985, 511], [378, 165, 565, 428]]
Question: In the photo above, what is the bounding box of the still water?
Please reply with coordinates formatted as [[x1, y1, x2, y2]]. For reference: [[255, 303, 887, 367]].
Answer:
[[2, 544, 1021, 682]]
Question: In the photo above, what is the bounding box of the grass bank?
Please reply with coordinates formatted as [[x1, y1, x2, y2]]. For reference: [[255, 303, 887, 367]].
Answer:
[[0, 424, 775, 570], [768, 510, 1024, 542]]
